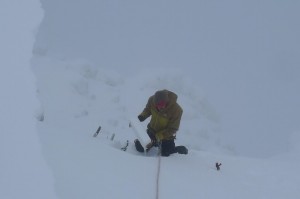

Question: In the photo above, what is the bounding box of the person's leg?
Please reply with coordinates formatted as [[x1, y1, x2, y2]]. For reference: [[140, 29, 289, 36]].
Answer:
[[175, 145, 188, 154], [146, 129, 156, 141], [161, 139, 176, 156], [135, 129, 158, 153], [146, 129, 159, 150]]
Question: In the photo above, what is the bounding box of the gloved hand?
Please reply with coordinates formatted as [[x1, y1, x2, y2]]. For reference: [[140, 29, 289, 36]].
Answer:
[[146, 140, 157, 151], [155, 131, 164, 141], [138, 115, 146, 122]]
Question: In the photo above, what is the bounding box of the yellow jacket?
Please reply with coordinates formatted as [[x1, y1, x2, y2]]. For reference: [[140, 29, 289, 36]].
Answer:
[[139, 90, 183, 140]]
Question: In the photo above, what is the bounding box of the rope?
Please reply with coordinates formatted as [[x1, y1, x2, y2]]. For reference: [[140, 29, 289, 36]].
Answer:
[[155, 142, 162, 199]]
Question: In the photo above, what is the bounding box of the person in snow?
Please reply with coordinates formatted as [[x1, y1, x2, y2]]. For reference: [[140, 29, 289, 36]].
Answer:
[[135, 89, 188, 156]]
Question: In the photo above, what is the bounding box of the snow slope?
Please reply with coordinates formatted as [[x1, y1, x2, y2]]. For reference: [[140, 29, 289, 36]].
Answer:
[[32, 57, 300, 199], [0, 1, 57, 198], [35, 0, 300, 158], [31, 0, 300, 198]]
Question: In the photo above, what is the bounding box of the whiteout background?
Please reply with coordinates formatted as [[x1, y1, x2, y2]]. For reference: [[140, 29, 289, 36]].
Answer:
[[0, 0, 57, 198]]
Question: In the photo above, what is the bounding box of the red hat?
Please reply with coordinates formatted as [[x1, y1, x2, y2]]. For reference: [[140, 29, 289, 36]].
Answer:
[[154, 90, 168, 109], [156, 100, 167, 109]]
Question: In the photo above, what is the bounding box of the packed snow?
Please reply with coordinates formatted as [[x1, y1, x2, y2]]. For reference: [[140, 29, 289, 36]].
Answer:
[[0, 0, 57, 199], [32, 55, 300, 199], [2, 0, 300, 199], [35, 0, 300, 158]]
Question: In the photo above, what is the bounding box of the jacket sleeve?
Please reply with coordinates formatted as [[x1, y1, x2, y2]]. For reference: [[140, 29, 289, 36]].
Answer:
[[139, 96, 153, 119], [170, 105, 183, 130]]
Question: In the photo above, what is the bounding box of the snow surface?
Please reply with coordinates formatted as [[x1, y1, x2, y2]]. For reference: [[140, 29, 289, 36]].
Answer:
[[32, 55, 300, 199], [2, 0, 300, 198], [0, 1, 57, 199], [33, 0, 300, 198], [35, 0, 300, 158]]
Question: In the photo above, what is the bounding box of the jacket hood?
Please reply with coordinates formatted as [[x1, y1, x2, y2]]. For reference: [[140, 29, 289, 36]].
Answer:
[[152, 90, 178, 109]]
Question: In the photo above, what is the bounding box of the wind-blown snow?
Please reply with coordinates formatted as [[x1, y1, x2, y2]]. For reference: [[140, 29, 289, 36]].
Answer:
[[0, 1, 57, 199]]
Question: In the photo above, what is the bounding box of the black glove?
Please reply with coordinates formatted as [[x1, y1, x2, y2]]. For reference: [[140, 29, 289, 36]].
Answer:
[[138, 115, 146, 122]]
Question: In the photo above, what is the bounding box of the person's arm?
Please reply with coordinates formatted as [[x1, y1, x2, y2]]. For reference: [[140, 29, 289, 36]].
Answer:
[[138, 96, 153, 121]]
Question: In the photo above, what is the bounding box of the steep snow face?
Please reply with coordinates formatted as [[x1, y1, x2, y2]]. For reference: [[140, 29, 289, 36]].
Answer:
[[34, 0, 300, 158], [31, 56, 300, 199], [29, 1, 300, 198], [32, 58, 300, 199], [32, 57, 222, 154], [0, 1, 57, 198]]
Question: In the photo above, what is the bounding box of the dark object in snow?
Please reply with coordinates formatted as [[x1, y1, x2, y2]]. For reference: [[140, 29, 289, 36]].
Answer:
[[121, 140, 129, 151], [135, 138, 188, 156], [110, 133, 115, 141], [37, 113, 44, 122], [216, 162, 222, 170], [93, 126, 101, 137], [175, 146, 188, 154], [134, 139, 145, 152]]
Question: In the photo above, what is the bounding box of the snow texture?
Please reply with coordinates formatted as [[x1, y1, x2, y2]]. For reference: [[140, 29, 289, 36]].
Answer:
[[130, 117, 151, 148], [32, 56, 300, 199], [0, 0, 57, 198], [1, 0, 300, 199]]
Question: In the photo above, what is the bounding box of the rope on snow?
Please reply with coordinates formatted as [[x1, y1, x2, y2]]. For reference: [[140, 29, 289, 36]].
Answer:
[[155, 142, 162, 199]]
